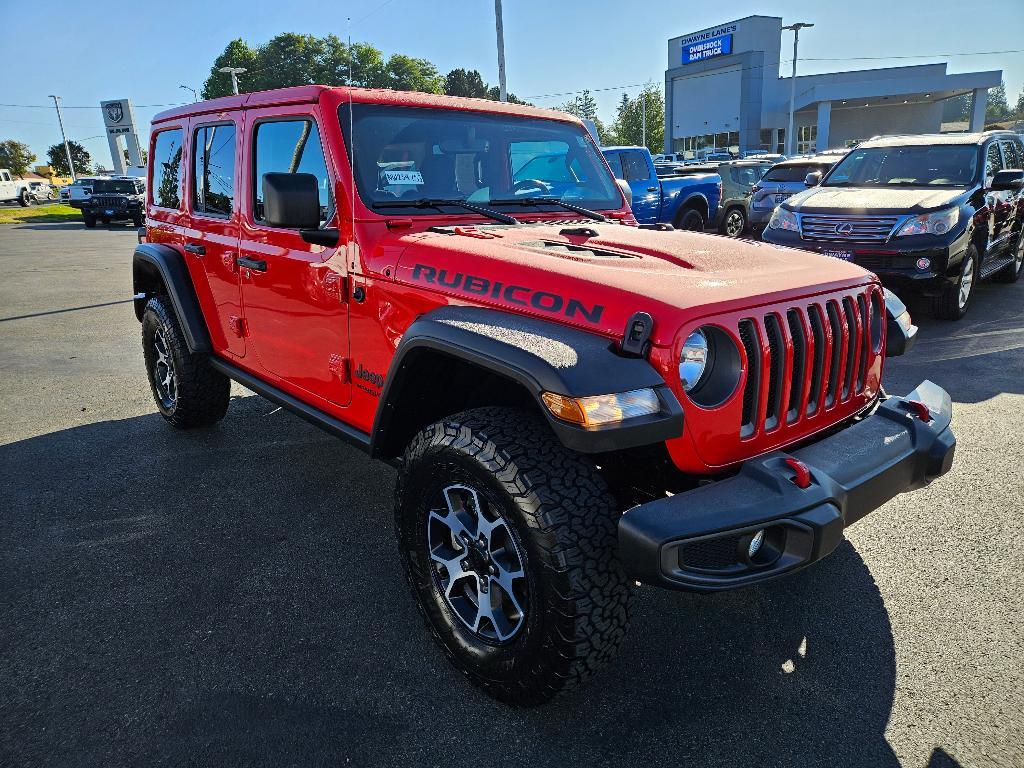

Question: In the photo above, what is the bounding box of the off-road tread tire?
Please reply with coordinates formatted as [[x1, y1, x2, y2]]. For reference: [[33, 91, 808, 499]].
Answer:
[[82, 214, 96, 228], [935, 245, 977, 321], [142, 296, 229, 428], [395, 407, 632, 706], [992, 231, 1023, 283]]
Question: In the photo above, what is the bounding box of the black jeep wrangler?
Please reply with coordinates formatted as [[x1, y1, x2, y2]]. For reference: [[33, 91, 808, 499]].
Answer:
[[763, 131, 1024, 320], [81, 177, 146, 228]]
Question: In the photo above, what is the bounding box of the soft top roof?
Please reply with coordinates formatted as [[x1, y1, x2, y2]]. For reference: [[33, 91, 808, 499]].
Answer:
[[152, 85, 578, 126]]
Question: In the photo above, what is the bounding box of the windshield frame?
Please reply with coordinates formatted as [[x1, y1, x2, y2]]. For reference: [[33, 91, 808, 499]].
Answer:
[[821, 143, 982, 189], [338, 103, 623, 218]]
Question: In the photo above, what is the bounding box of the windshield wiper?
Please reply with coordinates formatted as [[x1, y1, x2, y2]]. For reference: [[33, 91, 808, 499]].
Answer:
[[488, 197, 608, 222], [372, 198, 519, 225]]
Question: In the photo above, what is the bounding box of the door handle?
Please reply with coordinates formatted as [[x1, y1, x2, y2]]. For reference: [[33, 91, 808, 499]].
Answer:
[[647, 186, 658, 192], [184, 243, 205, 256], [237, 256, 267, 272]]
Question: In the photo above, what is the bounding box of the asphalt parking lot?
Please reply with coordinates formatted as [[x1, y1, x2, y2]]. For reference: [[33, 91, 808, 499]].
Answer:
[[1, 223, 1022, 768]]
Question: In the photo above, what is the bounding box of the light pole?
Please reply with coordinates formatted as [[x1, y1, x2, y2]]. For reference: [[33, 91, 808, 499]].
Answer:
[[494, 0, 507, 102], [641, 92, 647, 149], [782, 22, 813, 156], [48, 95, 77, 182], [219, 67, 247, 96], [179, 85, 198, 102]]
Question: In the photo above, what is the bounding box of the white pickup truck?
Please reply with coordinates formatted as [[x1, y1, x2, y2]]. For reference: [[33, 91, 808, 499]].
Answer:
[[0, 169, 34, 206]]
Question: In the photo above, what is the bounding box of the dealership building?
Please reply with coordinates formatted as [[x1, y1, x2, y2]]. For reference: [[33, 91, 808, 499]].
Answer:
[[664, 16, 1002, 157]]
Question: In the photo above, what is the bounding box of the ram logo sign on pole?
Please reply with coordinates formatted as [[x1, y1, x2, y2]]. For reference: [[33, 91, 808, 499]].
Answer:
[[100, 98, 144, 175]]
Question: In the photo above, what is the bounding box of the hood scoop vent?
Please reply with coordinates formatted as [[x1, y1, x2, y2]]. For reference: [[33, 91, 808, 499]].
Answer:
[[517, 240, 638, 260]]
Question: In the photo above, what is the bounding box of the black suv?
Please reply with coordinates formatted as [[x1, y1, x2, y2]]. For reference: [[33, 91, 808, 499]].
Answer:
[[81, 177, 146, 229], [763, 131, 1024, 319]]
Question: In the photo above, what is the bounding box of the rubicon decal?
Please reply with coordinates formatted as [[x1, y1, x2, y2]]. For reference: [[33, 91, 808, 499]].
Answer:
[[412, 264, 604, 323]]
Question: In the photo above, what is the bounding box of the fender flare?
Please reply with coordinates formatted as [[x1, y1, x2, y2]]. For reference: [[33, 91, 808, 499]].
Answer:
[[371, 306, 684, 457], [672, 192, 711, 225], [132, 243, 211, 354]]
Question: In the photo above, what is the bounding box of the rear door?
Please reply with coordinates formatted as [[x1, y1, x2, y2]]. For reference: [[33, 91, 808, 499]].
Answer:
[[237, 107, 351, 407], [185, 117, 245, 357], [983, 140, 1011, 258], [999, 139, 1024, 254]]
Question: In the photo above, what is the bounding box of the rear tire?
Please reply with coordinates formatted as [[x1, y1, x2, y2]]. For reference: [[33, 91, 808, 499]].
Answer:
[[131, 213, 144, 228], [993, 230, 1023, 284], [395, 407, 632, 706], [935, 245, 978, 321], [142, 296, 230, 428], [18, 189, 30, 207], [719, 206, 747, 237], [676, 208, 705, 231]]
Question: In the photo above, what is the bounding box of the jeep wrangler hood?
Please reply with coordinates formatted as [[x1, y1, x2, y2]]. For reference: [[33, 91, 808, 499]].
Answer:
[[786, 185, 969, 214], [393, 224, 875, 346]]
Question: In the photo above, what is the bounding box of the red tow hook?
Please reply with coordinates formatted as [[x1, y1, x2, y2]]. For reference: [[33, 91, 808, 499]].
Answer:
[[903, 399, 933, 422], [784, 458, 812, 489]]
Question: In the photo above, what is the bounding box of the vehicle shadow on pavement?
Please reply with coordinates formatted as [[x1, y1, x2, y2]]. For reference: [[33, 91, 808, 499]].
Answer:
[[889, 281, 1024, 405], [1, 394, 908, 768]]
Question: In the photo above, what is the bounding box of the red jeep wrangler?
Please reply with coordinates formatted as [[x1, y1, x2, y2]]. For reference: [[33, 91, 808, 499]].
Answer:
[[133, 86, 955, 705]]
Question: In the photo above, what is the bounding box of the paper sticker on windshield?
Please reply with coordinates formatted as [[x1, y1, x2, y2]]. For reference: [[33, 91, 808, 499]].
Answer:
[[382, 170, 423, 185]]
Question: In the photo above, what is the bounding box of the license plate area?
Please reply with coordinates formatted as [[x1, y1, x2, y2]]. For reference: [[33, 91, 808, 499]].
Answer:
[[774, 194, 788, 204], [821, 249, 854, 261]]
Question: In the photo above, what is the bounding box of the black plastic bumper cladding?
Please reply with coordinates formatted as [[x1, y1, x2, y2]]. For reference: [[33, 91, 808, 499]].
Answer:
[[619, 380, 955, 592]]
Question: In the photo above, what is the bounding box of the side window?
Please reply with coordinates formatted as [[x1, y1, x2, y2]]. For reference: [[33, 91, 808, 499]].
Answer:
[[621, 151, 649, 181], [192, 123, 236, 217], [1000, 141, 1021, 170], [606, 153, 625, 180], [253, 119, 332, 224], [985, 142, 1004, 185], [151, 129, 183, 209]]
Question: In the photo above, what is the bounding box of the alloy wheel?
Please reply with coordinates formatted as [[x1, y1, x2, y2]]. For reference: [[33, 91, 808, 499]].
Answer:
[[725, 210, 744, 237], [152, 328, 177, 409], [958, 253, 975, 310], [427, 483, 528, 643]]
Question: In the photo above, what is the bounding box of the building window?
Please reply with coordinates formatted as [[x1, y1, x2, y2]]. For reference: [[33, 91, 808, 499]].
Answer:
[[797, 125, 817, 155], [670, 131, 741, 159]]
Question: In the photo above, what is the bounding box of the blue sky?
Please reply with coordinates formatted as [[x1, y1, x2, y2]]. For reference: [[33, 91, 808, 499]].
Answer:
[[2, 0, 1021, 169]]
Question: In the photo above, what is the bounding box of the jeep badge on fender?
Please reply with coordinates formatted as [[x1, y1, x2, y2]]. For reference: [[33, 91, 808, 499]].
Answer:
[[132, 84, 955, 706]]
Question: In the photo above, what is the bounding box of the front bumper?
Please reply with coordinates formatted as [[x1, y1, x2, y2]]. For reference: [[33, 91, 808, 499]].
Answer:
[[619, 381, 955, 592]]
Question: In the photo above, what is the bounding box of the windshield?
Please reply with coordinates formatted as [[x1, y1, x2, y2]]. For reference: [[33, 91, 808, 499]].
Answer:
[[340, 104, 621, 214], [762, 163, 831, 183], [824, 145, 979, 188], [92, 179, 138, 194]]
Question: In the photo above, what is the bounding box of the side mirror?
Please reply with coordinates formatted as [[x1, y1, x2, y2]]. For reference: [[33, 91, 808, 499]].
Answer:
[[884, 289, 917, 357], [804, 171, 822, 187], [262, 172, 322, 229], [990, 169, 1024, 192], [615, 178, 633, 208]]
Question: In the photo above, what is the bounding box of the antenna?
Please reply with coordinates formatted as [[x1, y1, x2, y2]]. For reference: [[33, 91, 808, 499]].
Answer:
[[348, 17, 357, 266]]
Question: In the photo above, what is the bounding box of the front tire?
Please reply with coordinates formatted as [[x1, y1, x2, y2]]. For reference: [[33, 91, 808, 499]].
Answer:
[[82, 213, 96, 228], [18, 189, 30, 207], [142, 296, 229, 428], [935, 245, 978, 321], [395, 407, 632, 705], [719, 206, 747, 237]]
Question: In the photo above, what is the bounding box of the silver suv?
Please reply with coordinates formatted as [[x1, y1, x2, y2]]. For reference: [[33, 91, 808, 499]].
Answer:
[[749, 156, 837, 234]]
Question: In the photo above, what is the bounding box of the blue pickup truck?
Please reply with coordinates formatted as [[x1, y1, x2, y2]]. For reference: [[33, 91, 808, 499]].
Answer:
[[602, 146, 721, 230]]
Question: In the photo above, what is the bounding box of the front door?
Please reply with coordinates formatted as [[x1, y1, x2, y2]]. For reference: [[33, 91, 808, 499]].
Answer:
[[620, 150, 659, 224], [237, 108, 351, 407]]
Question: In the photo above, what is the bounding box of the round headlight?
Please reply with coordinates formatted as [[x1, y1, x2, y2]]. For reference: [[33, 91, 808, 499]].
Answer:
[[679, 330, 709, 391]]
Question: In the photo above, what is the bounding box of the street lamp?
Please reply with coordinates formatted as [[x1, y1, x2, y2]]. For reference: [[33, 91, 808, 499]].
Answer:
[[48, 95, 77, 182], [782, 22, 814, 156], [179, 85, 198, 102], [218, 67, 247, 95]]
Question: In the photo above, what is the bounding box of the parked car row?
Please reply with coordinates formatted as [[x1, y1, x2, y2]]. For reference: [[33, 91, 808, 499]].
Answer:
[[0, 170, 57, 206]]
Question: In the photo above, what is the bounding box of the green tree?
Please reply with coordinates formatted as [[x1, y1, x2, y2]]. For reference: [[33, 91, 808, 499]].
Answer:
[[985, 82, 1010, 123], [445, 68, 490, 99], [607, 85, 664, 153], [1014, 89, 1024, 118], [942, 92, 971, 123], [0, 140, 35, 178], [46, 141, 92, 176], [383, 54, 443, 93], [558, 90, 609, 143], [202, 38, 259, 98]]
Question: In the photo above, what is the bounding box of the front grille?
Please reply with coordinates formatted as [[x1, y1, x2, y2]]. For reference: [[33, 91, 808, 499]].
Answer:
[[90, 195, 128, 207], [738, 287, 878, 440], [800, 214, 901, 242]]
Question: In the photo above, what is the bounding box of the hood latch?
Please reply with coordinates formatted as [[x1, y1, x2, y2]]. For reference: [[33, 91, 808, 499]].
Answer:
[[621, 311, 654, 358]]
